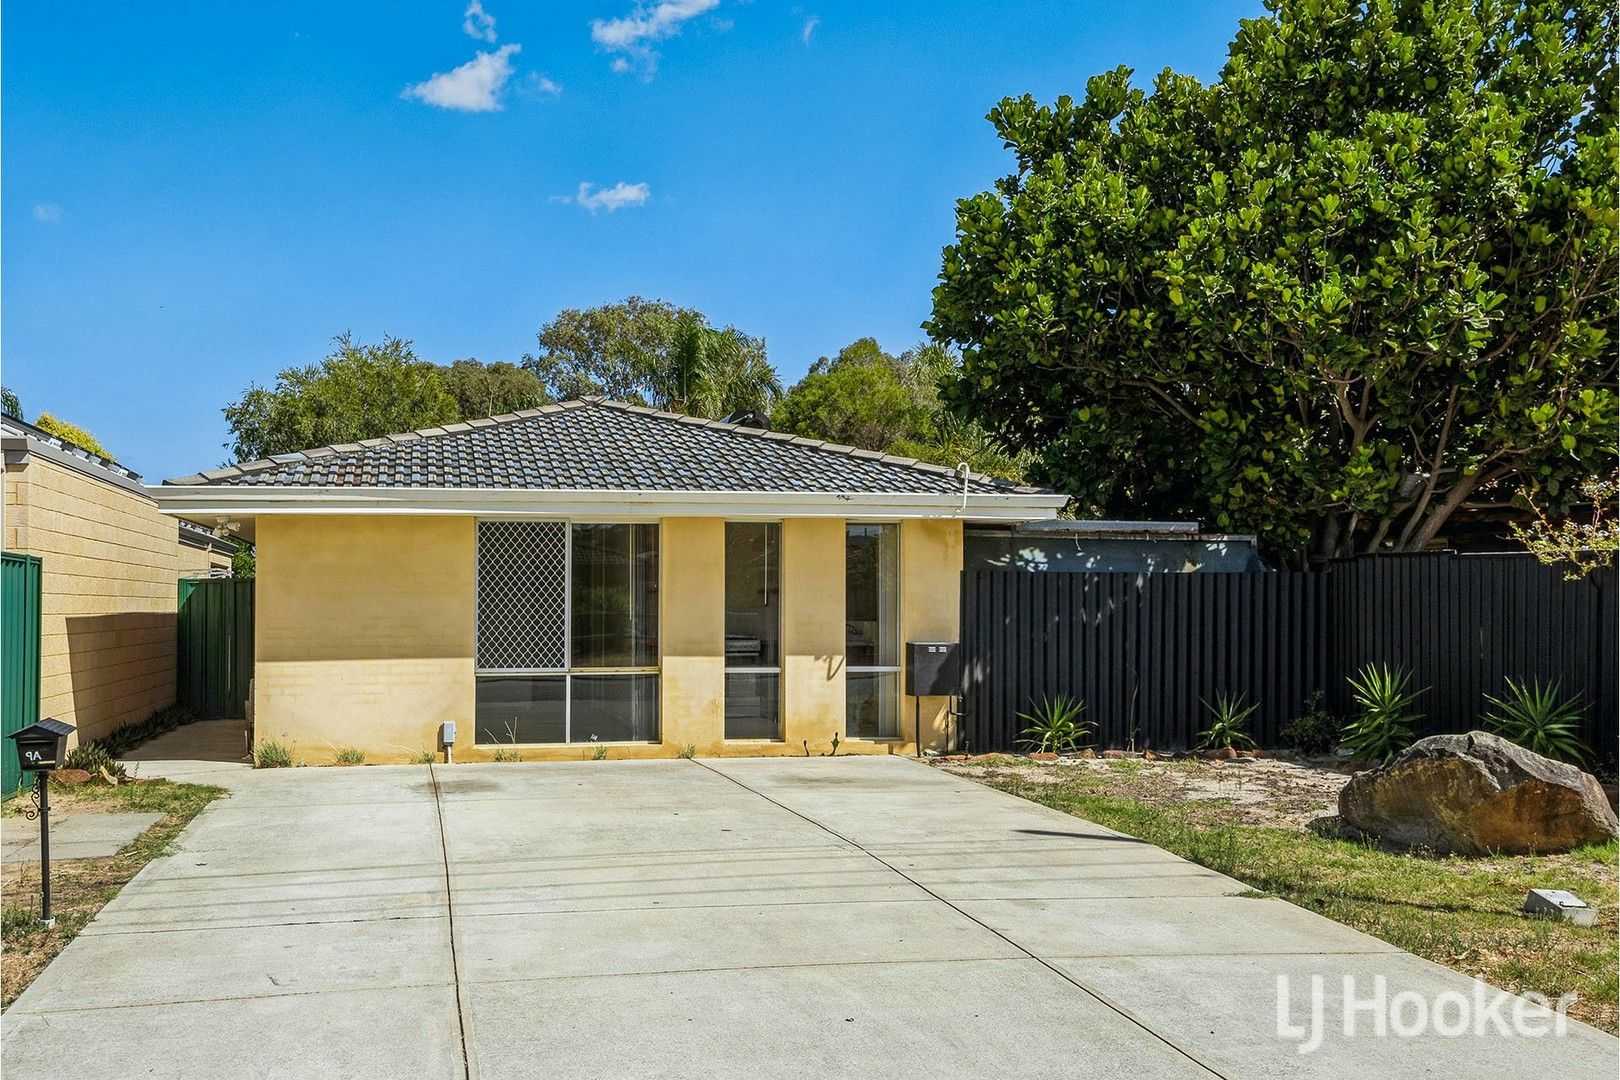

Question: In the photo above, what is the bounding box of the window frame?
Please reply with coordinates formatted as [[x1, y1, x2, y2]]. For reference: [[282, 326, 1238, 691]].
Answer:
[[844, 520, 902, 740], [723, 520, 784, 741], [474, 519, 661, 745]]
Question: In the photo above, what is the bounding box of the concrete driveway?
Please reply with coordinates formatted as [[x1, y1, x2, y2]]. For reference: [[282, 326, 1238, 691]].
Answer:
[[3, 753, 1615, 1079]]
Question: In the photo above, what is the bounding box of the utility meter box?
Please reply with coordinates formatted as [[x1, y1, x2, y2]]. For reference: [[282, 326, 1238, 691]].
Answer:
[[905, 642, 959, 697]]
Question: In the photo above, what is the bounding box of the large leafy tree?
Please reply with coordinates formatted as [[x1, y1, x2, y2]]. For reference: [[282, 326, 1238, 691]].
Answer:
[[773, 338, 1030, 481], [524, 297, 779, 418], [440, 358, 549, 419], [927, 0, 1617, 564], [224, 334, 460, 461]]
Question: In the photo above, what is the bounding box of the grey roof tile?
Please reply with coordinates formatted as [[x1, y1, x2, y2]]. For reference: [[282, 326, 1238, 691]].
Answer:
[[164, 398, 1049, 495]]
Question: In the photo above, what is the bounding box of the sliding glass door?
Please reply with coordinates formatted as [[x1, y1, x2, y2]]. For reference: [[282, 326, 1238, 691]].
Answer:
[[845, 523, 899, 738], [724, 522, 781, 739]]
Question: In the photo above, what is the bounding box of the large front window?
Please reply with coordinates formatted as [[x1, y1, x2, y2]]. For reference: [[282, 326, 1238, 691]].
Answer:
[[725, 522, 781, 739], [846, 523, 898, 738], [475, 521, 659, 744]]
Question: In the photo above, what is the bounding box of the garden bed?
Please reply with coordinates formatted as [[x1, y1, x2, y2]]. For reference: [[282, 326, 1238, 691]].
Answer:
[[939, 754, 1619, 1034]]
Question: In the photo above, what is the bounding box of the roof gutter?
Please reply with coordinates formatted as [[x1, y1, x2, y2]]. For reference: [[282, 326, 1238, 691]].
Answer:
[[147, 485, 1069, 524]]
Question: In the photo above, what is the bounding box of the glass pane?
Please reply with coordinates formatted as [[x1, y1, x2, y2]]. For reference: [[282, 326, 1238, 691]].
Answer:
[[725, 671, 781, 740], [571, 523, 659, 668], [846, 524, 898, 667], [571, 674, 660, 742], [476, 676, 566, 744], [725, 522, 781, 669], [846, 670, 898, 739], [477, 521, 567, 670]]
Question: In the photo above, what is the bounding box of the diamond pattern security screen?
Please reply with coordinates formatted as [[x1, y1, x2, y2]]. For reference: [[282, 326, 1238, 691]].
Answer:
[[477, 521, 568, 670]]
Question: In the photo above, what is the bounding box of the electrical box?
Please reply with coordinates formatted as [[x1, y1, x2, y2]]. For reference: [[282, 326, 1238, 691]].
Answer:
[[905, 642, 959, 697], [439, 721, 457, 749]]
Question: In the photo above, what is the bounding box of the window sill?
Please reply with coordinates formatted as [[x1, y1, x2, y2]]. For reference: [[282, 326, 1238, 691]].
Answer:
[[474, 741, 661, 749]]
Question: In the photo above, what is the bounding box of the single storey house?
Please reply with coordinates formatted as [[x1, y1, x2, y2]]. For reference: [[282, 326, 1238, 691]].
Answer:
[[151, 398, 1065, 762]]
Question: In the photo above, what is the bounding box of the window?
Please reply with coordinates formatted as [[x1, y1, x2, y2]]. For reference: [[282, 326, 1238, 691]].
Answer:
[[845, 523, 898, 738], [725, 522, 781, 739], [475, 521, 660, 744]]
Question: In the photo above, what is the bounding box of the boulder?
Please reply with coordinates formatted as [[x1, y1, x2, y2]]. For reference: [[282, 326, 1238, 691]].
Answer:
[[1338, 731, 1618, 855]]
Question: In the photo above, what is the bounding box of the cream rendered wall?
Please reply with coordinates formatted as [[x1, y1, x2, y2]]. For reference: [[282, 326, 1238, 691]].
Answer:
[[780, 517, 848, 754], [4, 455, 181, 744], [254, 515, 475, 763], [658, 517, 726, 755], [899, 518, 963, 754]]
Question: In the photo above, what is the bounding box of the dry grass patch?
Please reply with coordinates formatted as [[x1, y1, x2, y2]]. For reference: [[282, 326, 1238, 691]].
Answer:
[[1, 779, 226, 1008]]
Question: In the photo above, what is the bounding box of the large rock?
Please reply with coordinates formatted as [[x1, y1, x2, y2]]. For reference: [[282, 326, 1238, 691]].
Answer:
[[1338, 730, 1618, 855]]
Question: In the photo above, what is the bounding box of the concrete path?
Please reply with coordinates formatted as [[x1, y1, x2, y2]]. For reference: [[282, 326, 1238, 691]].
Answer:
[[2, 812, 163, 862], [2, 755, 1614, 1079]]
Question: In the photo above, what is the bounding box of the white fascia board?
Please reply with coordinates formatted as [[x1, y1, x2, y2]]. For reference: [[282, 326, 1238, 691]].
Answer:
[[146, 485, 1069, 524]]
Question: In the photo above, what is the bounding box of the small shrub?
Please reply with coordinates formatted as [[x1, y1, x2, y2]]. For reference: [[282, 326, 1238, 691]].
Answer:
[[411, 749, 437, 765], [590, 744, 609, 761], [491, 747, 520, 762], [1280, 693, 1339, 755], [1195, 691, 1259, 751], [1483, 678, 1590, 765], [677, 743, 697, 759], [61, 741, 128, 782], [2, 906, 37, 934], [254, 740, 294, 769], [333, 747, 366, 766], [1342, 663, 1424, 763], [1017, 695, 1093, 754]]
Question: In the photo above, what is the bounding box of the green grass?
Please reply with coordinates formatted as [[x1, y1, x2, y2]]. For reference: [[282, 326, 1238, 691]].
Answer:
[[410, 749, 437, 765], [254, 740, 293, 768], [964, 766, 1619, 1034], [2, 779, 226, 1007], [332, 747, 366, 766]]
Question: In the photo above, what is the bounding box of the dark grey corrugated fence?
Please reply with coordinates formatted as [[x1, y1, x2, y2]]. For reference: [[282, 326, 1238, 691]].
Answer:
[[959, 554, 1617, 762]]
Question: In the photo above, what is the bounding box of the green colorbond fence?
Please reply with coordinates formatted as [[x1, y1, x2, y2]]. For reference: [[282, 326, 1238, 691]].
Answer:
[[3, 553, 43, 796], [177, 578, 254, 720]]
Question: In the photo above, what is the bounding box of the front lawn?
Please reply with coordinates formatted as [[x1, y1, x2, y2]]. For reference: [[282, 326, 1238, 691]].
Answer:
[[2, 779, 227, 1008], [941, 756, 1619, 1034]]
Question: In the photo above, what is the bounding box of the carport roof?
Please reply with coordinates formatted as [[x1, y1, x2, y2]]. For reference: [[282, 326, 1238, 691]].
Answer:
[[163, 397, 1050, 496]]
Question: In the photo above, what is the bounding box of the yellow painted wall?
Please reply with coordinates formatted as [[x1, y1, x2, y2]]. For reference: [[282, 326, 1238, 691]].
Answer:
[[900, 518, 963, 754], [4, 455, 182, 744], [250, 513, 963, 763], [254, 515, 475, 764]]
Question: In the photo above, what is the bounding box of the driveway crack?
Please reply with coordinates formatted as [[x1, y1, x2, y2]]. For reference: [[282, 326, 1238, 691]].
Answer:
[[429, 763, 477, 1080]]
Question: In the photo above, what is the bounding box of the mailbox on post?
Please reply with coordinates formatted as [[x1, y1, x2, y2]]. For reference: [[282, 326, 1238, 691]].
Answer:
[[10, 717, 75, 773], [8, 717, 75, 928]]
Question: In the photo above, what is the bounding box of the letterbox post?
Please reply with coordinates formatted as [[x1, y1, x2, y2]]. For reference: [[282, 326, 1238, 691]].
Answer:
[[36, 770, 52, 926], [8, 717, 75, 928]]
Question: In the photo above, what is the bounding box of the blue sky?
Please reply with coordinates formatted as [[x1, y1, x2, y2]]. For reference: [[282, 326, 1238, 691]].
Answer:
[[3, 0, 1261, 480]]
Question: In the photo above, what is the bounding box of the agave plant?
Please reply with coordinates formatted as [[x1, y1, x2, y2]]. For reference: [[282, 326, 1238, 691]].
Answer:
[[1342, 663, 1424, 763], [1483, 678, 1590, 765], [1195, 691, 1259, 751], [1017, 695, 1093, 755]]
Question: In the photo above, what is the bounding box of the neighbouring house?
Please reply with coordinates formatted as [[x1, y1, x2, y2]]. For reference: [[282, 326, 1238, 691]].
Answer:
[[1, 412, 237, 755], [965, 519, 1267, 573], [151, 398, 1066, 762]]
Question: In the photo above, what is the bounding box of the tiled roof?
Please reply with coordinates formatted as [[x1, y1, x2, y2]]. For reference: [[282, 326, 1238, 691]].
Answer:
[[165, 398, 1047, 495]]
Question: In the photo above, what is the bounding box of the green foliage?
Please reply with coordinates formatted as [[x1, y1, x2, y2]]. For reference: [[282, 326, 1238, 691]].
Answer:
[[590, 744, 609, 760], [1511, 473, 1619, 579], [1280, 693, 1341, 755], [772, 339, 1030, 482], [491, 746, 521, 762], [411, 748, 437, 764], [1343, 663, 1424, 762], [0, 386, 20, 418], [677, 743, 697, 759], [34, 413, 111, 459], [1017, 694, 1093, 753], [89, 705, 197, 758], [224, 334, 460, 461], [928, 0, 1619, 565], [524, 297, 778, 419], [1196, 691, 1259, 751], [333, 747, 366, 766], [439, 358, 549, 420], [60, 742, 128, 782], [230, 544, 255, 579], [1483, 678, 1591, 765], [254, 740, 294, 769]]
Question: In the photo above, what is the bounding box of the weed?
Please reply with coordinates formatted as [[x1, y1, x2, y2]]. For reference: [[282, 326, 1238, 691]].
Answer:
[[677, 743, 697, 759], [492, 747, 520, 762], [1280, 692, 1340, 754], [254, 740, 293, 769], [590, 744, 609, 761], [333, 747, 366, 766], [411, 748, 437, 765]]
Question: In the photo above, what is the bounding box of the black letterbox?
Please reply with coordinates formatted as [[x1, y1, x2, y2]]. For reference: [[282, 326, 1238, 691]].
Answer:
[[8, 718, 75, 772], [905, 642, 960, 697]]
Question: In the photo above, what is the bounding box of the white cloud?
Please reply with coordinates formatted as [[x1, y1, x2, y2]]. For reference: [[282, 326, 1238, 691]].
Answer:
[[403, 43, 521, 112], [801, 16, 819, 46], [562, 181, 652, 213], [591, 0, 719, 75], [529, 73, 562, 96], [462, 0, 498, 42], [33, 203, 62, 223]]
